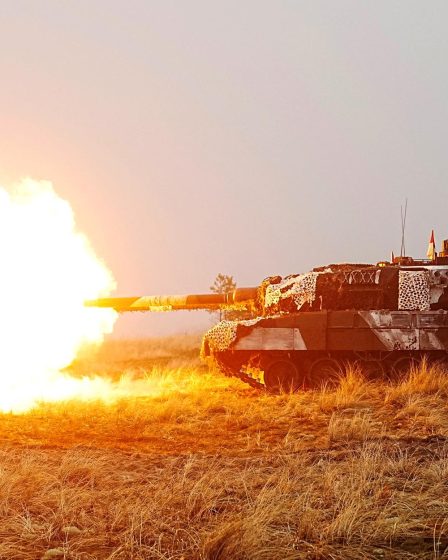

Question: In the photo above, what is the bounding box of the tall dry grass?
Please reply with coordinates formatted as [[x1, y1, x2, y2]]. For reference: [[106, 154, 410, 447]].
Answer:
[[1, 339, 448, 559]]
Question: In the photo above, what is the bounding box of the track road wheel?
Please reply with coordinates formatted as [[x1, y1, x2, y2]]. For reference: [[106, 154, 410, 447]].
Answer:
[[307, 358, 342, 389], [264, 360, 299, 393]]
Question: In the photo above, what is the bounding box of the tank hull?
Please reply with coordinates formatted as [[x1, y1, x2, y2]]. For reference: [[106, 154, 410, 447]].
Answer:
[[202, 310, 448, 390]]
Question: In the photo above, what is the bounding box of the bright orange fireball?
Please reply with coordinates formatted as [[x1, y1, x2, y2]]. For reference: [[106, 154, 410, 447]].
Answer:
[[0, 179, 117, 412]]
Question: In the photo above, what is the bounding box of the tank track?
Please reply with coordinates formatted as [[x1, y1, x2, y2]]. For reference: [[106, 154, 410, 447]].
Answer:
[[212, 349, 448, 392], [234, 367, 265, 390], [213, 353, 265, 390]]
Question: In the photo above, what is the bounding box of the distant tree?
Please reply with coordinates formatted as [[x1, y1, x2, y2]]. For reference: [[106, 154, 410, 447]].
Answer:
[[210, 274, 236, 297], [209, 274, 254, 322], [210, 274, 237, 321]]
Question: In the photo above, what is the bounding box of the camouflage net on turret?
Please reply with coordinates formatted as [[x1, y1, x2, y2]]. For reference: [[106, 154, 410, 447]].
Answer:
[[264, 272, 319, 314], [398, 270, 430, 311], [261, 267, 448, 314]]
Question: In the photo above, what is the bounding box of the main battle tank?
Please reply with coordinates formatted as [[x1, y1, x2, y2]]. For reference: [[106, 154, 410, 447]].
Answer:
[[87, 246, 448, 391]]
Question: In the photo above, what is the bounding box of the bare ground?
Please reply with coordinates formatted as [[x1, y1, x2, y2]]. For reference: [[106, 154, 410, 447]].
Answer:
[[1, 335, 448, 559]]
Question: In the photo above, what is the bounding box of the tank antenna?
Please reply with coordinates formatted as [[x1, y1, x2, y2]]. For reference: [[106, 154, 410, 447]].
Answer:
[[400, 198, 408, 258]]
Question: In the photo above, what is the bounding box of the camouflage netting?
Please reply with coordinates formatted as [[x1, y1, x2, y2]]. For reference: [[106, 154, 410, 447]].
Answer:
[[262, 266, 396, 314], [265, 272, 319, 314], [203, 320, 238, 352], [260, 266, 448, 315], [203, 318, 261, 353], [398, 270, 430, 311], [259, 265, 448, 314]]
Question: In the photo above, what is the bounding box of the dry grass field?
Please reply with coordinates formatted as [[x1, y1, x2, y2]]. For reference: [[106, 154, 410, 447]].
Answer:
[[1, 335, 448, 559]]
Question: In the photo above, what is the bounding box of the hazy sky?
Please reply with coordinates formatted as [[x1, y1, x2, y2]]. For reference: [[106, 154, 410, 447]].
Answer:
[[1, 1, 447, 336]]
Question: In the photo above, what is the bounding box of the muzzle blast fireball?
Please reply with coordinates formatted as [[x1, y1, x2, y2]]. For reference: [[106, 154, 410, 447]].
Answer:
[[0, 179, 140, 412]]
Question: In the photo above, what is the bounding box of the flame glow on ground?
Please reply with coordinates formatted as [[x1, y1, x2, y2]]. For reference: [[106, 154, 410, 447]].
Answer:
[[0, 179, 140, 412]]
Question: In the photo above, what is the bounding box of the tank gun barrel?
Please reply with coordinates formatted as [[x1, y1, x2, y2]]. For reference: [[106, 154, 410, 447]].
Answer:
[[85, 287, 258, 312]]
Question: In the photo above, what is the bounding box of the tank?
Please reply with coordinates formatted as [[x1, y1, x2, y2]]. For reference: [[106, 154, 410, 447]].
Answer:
[[86, 252, 448, 391]]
